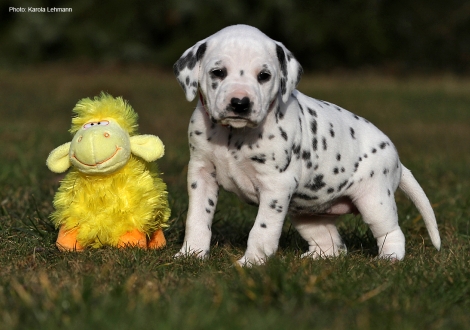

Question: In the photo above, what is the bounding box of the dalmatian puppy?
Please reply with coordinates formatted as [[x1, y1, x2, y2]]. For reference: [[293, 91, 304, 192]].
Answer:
[[173, 24, 441, 265]]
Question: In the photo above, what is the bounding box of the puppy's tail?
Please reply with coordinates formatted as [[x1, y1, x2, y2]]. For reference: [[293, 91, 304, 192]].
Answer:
[[399, 165, 441, 250]]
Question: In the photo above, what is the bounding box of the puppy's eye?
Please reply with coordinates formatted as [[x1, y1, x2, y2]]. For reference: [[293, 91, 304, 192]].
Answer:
[[257, 71, 271, 83], [210, 69, 227, 79]]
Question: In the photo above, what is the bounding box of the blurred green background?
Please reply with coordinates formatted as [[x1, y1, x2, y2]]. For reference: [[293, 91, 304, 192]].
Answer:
[[1, 0, 469, 73]]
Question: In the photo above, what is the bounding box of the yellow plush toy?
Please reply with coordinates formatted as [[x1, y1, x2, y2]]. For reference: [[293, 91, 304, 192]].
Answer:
[[46, 93, 170, 251]]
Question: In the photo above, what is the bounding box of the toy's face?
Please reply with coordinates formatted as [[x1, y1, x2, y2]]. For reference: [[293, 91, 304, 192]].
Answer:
[[70, 119, 131, 175]]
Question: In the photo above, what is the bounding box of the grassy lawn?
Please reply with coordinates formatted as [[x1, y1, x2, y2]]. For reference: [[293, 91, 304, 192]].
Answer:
[[0, 64, 469, 329]]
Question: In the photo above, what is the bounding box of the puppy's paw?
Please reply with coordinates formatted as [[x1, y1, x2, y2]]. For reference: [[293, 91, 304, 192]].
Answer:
[[174, 247, 209, 260], [301, 244, 347, 259], [236, 255, 267, 267]]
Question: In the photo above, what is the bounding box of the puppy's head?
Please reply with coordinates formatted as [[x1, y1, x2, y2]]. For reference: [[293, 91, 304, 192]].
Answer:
[[174, 25, 303, 129]]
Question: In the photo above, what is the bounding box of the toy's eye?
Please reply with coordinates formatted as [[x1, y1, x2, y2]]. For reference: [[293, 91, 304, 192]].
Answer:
[[83, 120, 109, 129], [257, 71, 271, 83]]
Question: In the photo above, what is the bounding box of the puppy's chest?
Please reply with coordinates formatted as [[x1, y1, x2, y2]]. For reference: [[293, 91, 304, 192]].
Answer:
[[194, 126, 283, 203]]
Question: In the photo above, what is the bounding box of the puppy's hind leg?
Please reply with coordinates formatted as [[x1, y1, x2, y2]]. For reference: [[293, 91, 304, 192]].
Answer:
[[292, 215, 347, 259], [354, 188, 405, 260]]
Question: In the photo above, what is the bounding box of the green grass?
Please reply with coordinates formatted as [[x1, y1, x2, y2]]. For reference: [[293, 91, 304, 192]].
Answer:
[[1, 65, 469, 329]]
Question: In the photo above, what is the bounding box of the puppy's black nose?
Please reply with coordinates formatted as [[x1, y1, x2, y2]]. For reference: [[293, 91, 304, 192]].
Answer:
[[230, 97, 251, 113]]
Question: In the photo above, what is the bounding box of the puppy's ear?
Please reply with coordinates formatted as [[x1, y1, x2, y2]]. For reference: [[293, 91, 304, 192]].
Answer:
[[274, 42, 303, 103], [173, 40, 208, 102]]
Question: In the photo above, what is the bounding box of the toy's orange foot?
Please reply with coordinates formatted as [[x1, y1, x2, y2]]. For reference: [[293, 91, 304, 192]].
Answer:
[[117, 229, 147, 249], [56, 226, 84, 252], [148, 229, 166, 249]]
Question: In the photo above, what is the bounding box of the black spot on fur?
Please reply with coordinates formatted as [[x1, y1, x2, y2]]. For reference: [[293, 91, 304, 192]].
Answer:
[[276, 44, 287, 77], [292, 193, 318, 201], [307, 107, 317, 117], [388, 189, 391, 196], [312, 137, 318, 151], [322, 137, 327, 150], [279, 153, 292, 172], [327, 188, 334, 194], [240, 70, 244, 76], [297, 101, 304, 115], [350, 127, 356, 139], [333, 167, 339, 174], [279, 127, 288, 141], [194, 130, 202, 135], [336, 153, 341, 161], [296, 66, 303, 85], [268, 134, 275, 140], [191, 182, 197, 189], [261, 223, 267, 228], [302, 151, 311, 160], [212, 82, 218, 90], [195, 42, 207, 62], [205, 208, 211, 214], [370, 171, 375, 177], [276, 105, 285, 121], [292, 144, 301, 158], [269, 200, 283, 213], [372, 148, 377, 153], [337, 180, 348, 192], [380, 142, 387, 149], [310, 119, 317, 135], [305, 174, 326, 192], [280, 77, 287, 96], [208, 199, 215, 206]]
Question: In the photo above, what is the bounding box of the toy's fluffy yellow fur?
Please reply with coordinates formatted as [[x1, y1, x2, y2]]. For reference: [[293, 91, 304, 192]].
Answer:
[[70, 92, 138, 135], [51, 156, 170, 248], [49, 93, 170, 249]]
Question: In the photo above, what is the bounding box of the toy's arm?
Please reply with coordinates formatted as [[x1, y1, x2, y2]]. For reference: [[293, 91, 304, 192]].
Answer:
[[130, 135, 164, 162], [46, 142, 72, 173]]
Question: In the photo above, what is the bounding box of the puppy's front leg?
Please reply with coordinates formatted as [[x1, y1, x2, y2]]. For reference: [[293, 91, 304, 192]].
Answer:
[[176, 158, 218, 259], [238, 192, 290, 266]]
